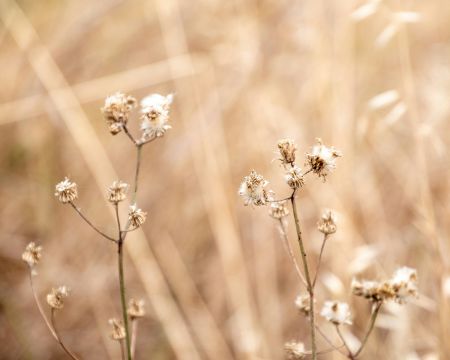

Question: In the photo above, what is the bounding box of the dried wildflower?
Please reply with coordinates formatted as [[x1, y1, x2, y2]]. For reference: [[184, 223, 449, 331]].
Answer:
[[284, 341, 306, 359], [269, 201, 289, 219], [239, 170, 272, 206], [388, 267, 418, 303], [127, 298, 145, 319], [320, 301, 352, 325], [101, 92, 137, 135], [295, 293, 313, 316], [352, 267, 418, 304], [285, 165, 304, 189], [22, 242, 42, 267], [317, 209, 337, 235], [55, 177, 78, 204], [108, 318, 126, 341], [128, 205, 147, 228], [108, 180, 129, 203], [306, 138, 341, 180], [278, 139, 297, 166], [140, 93, 173, 139], [47, 286, 70, 310]]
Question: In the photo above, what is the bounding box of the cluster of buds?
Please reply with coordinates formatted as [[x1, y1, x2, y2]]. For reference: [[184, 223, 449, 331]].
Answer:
[[101, 92, 173, 140], [306, 138, 341, 180], [320, 300, 352, 325], [284, 341, 306, 360], [352, 267, 418, 304], [317, 209, 337, 235], [47, 286, 71, 310], [101, 92, 137, 135]]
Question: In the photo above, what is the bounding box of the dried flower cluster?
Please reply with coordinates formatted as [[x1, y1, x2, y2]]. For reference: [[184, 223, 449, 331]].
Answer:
[[278, 138, 297, 165], [320, 300, 352, 325], [108, 180, 129, 203], [238, 170, 272, 206], [55, 177, 78, 204], [352, 267, 418, 304], [295, 293, 313, 316], [101, 92, 137, 135], [284, 341, 306, 360], [306, 138, 341, 180], [46, 286, 70, 310], [269, 200, 289, 219], [128, 205, 147, 228], [22, 242, 42, 267], [108, 318, 126, 341], [127, 298, 145, 319], [317, 209, 337, 235], [140, 93, 173, 139], [285, 165, 304, 189]]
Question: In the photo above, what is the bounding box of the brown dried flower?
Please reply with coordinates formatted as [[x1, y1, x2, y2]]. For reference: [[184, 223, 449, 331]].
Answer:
[[108, 318, 126, 341], [278, 139, 297, 166], [55, 177, 78, 204], [128, 205, 147, 228], [22, 242, 42, 267], [285, 165, 304, 189], [284, 341, 306, 359], [306, 138, 341, 180], [127, 298, 145, 319], [269, 201, 289, 219], [239, 170, 272, 206], [47, 286, 70, 310], [317, 209, 337, 235], [108, 180, 129, 203], [101, 92, 137, 135]]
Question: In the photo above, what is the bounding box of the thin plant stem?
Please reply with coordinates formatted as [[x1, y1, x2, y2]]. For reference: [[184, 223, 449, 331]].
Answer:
[[120, 340, 126, 360], [131, 319, 138, 359], [132, 145, 142, 204], [51, 309, 81, 360], [69, 202, 117, 243], [315, 324, 348, 357], [114, 203, 121, 234], [353, 302, 382, 357], [290, 192, 317, 360], [118, 238, 132, 360], [335, 325, 355, 360], [312, 234, 328, 288], [122, 125, 138, 146], [28, 270, 58, 340], [277, 219, 307, 287]]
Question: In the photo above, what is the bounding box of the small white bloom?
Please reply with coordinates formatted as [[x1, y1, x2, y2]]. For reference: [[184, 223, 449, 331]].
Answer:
[[388, 267, 418, 303], [239, 170, 272, 206], [55, 177, 78, 204], [140, 93, 173, 139], [306, 138, 341, 179], [320, 300, 352, 325], [317, 209, 337, 235]]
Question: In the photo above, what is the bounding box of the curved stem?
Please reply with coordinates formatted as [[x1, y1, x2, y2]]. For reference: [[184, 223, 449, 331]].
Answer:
[[28, 270, 58, 340], [315, 324, 348, 357], [335, 325, 355, 359], [290, 192, 317, 360], [123, 125, 138, 146], [312, 234, 328, 288], [277, 219, 307, 287], [51, 309, 81, 360], [69, 202, 117, 243], [353, 302, 382, 357]]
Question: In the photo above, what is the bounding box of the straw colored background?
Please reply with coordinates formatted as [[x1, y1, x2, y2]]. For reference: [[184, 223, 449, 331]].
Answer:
[[0, 0, 448, 359]]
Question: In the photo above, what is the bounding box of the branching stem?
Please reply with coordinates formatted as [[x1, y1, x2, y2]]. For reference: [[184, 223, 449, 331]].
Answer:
[[51, 309, 81, 360]]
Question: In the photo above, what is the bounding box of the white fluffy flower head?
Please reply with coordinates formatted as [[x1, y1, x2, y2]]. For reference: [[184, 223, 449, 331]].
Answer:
[[320, 300, 352, 325], [140, 93, 173, 139], [239, 170, 272, 206], [306, 138, 341, 179]]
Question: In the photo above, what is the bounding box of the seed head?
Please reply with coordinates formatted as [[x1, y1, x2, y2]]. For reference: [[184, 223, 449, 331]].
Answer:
[[306, 138, 341, 180], [269, 201, 289, 219], [22, 242, 42, 267], [101, 92, 137, 135], [55, 177, 78, 204], [47, 286, 70, 310], [108, 318, 126, 341], [317, 209, 337, 235], [284, 341, 306, 359], [295, 293, 313, 316], [128, 205, 147, 228], [285, 165, 304, 189], [320, 300, 352, 325], [108, 180, 129, 203], [277, 139, 297, 166], [239, 170, 272, 206], [140, 93, 173, 139], [127, 298, 145, 319]]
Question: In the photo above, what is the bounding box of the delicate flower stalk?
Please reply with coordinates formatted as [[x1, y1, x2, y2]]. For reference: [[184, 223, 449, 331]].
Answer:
[[51, 309, 81, 360]]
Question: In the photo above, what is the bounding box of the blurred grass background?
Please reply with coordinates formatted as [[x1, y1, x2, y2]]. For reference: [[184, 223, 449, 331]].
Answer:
[[0, 0, 449, 359]]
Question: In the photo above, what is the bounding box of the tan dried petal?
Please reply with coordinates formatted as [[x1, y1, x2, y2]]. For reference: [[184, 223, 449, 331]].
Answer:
[[127, 298, 145, 319], [108, 318, 126, 341], [101, 92, 137, 135]]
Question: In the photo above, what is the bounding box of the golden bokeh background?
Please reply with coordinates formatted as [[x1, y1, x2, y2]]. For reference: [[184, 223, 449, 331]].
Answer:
[[0, 0, 449, 359]]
